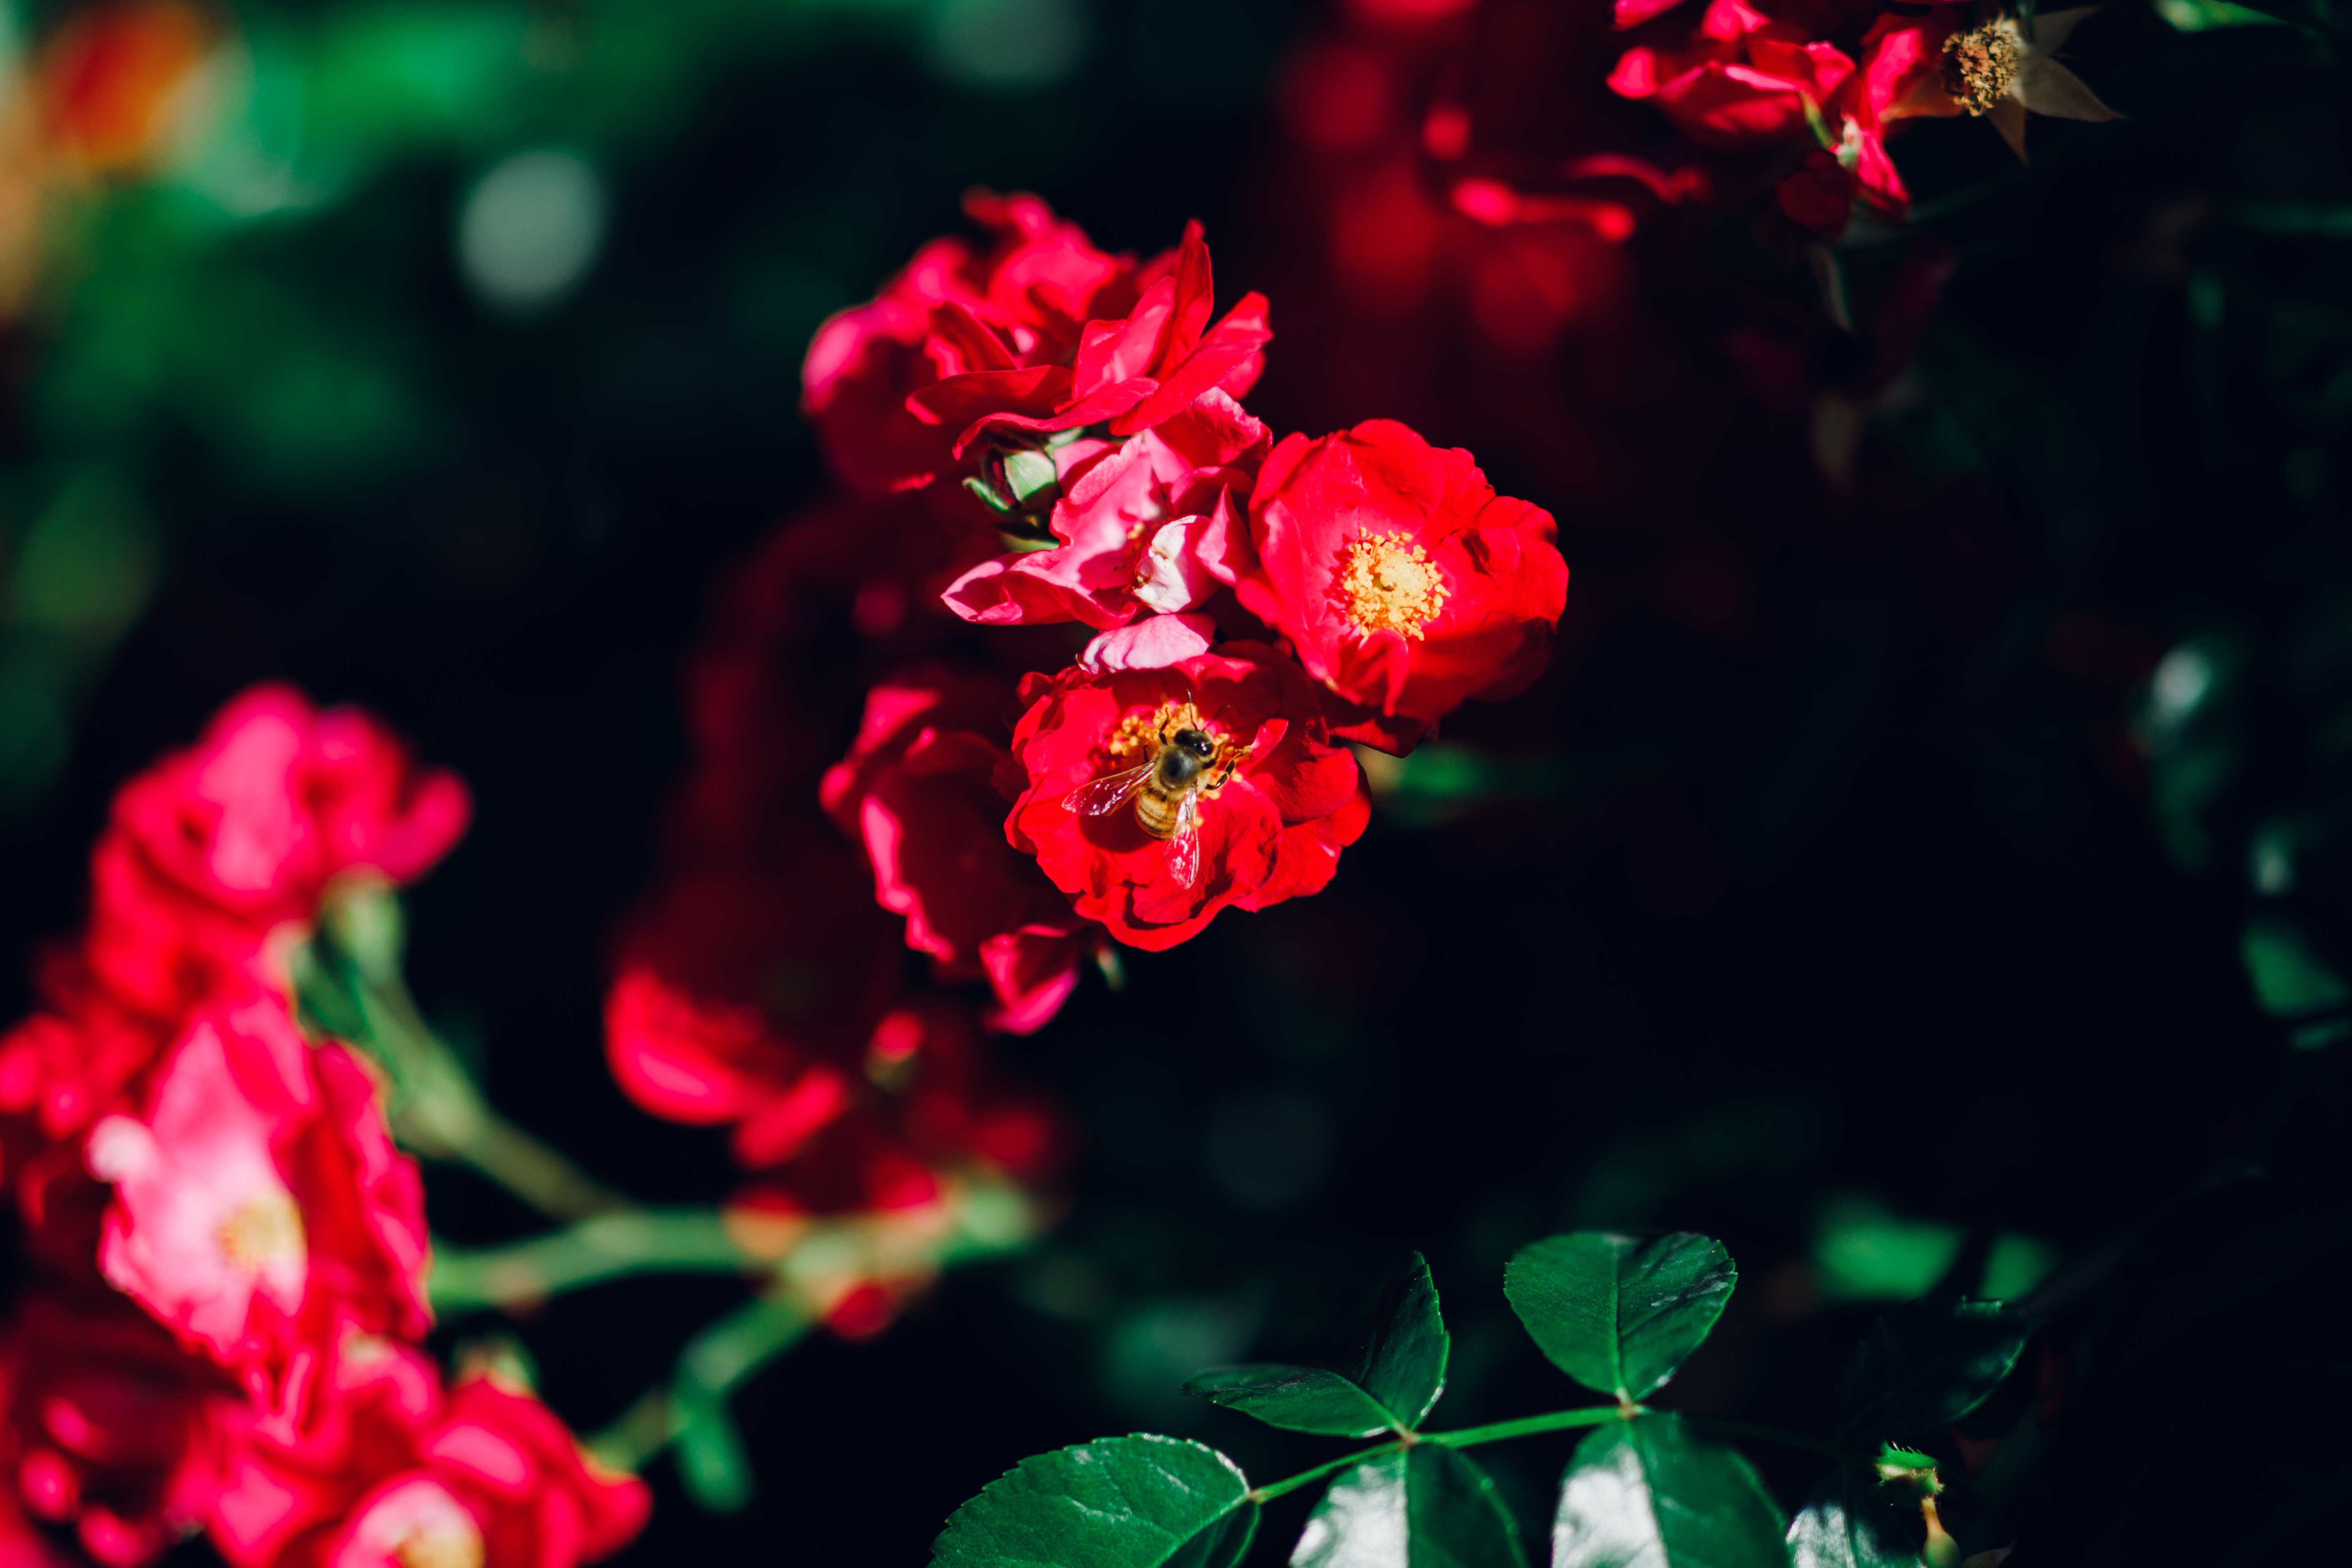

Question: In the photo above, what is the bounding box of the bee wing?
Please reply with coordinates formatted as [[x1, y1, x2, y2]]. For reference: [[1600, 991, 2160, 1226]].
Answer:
[[1063, 762, 1154, 817], [1167, 790, 1202, 888]]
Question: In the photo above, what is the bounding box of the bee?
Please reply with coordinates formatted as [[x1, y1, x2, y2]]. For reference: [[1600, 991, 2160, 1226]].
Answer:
[[1063, 702, 1245, 889]]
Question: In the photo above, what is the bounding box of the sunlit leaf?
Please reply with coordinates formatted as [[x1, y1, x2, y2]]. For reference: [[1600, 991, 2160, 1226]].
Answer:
[[1186, 1253, 1447, 1435], [2152, 0, 2285, 32], [1837, 1300, 2028, 1447], [1505, 1232, 1736, 1401], [1553, 1415, 1787, 1568], [1290, 1445, 1525, 1568], [932, 1435, 1257, 1568], [1787, 1471, 1924, 1568]]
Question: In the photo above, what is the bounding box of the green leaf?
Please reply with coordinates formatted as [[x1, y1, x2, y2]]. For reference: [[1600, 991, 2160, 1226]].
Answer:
[[1181, 1367, 1408, 1439], [1290, 1444, 1526, 1568], [1836, 1299, 2028, 1447], [1186, 1253, 1447, 1435], [1504, 1233, 1737, 1401], [1786, 1472, 1924, 1568], [2241, 915, 2350, 1038], [1553, 1415, 1788, 1568], [2153, 0, 2288, 30], [932, 1435, 1258, 1568]]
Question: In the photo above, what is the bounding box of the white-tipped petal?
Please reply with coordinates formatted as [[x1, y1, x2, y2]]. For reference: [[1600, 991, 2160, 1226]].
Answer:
[[2018, 56, 2119, 122], [1991, 98, 2031, 161]]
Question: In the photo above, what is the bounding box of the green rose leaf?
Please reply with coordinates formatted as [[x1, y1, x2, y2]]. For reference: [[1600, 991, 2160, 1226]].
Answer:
[[1553, 1415, 1788, 1568], [931, 1435, 1258, 1568], [1290, 1444, 1526, 1568], [1504, 1232, 1738, 1401], [1786, 1471, 1924, 1568], [1836, 1299, 2029, 1447], [1186, 1253, 1448, 1435]]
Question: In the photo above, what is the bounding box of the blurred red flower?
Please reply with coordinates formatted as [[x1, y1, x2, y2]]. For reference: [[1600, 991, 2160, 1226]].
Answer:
[[603, 850, 899, 1169], [0, 1290, 244, 1568], [211, 1342, 646, 1568], [1005, 644, 1369, 951], [1609, 0, 1854, 146], [820, 668, 1101, 1034], [85, 992, 430, 1407], [83, 684, 470, 1023]]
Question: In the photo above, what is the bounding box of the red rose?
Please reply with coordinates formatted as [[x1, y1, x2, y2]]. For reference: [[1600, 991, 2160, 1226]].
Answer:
[[1213, 420, 1566, 739], [819, 669, 1100, 1034], [0, 1290, 244, 1568], [1004, 644, 1370, 951], [1855, 11, 1955, 126], [210, 1342, 646, 1568], [723, 999, 1060, 1337], [602, 850, 900, 1167], [0, 957, 174, 1144], [1610, 0, 1855, 146], [84, 685, 469, 1021], [940, 391, 1267, 630], [802, 192, 1142, 495], [902, 219, 1271, 511], [84, 992, 430, 1403], [1773, 111, 1908, 233], [670, 491, 1006, 873]]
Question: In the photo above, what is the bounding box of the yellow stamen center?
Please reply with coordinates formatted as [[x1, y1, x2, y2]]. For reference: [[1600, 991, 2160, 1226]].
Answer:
[[1338, 531, 1449, 639], [1099, 702, 1246, 796], [1941, 23, 2019, 118], [394, 1522, 485, 1568], [218, 1194, 305, 1271]]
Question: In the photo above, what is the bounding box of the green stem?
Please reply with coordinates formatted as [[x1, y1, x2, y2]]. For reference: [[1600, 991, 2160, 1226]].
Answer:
[[1246, 1405, 1865, 1508], [1248, 1444, 1399, 1504], [351, 960, 628, 1220], [1248, 1405, 1632, 1504], [1426, 1405, 1633, 1449], [589, 1294, 813, 1473], [432, 1210, 751, 1311]]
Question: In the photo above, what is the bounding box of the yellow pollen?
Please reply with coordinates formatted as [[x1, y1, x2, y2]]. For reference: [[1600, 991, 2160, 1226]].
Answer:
[[218, 1194, 305, 1271], [1338, 530, 1449, 639], [1103, 706, 1174, 763], [1941, 23, 2019, 118], [394, 1523, 485, 1568], [1098, 702, 1246, 795]]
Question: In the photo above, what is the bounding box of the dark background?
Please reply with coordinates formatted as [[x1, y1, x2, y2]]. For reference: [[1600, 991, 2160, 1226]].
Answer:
[[4, 0, 2349, 1561]]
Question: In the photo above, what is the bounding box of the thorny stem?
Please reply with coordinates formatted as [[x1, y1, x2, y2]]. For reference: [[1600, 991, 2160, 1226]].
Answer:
[[1245, 1406, 1875, 1506]]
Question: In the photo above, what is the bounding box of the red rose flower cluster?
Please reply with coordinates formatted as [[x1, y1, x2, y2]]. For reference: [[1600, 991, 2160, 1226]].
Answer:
[[1611, 0, 2115, 236], [599, 193, 1566, 1264], [0, 687, 646, 1568], [802, 192, 1567, 954]]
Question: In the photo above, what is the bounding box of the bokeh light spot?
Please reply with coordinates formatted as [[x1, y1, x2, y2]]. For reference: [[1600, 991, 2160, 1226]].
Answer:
[[457, 149, 606, 313], [925, 0, 1088, 91]]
